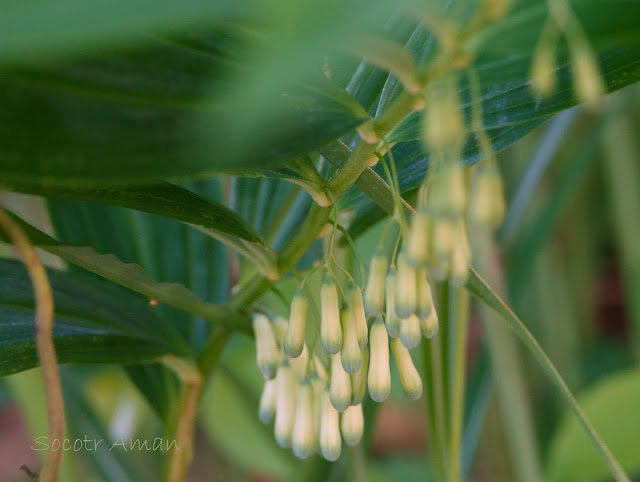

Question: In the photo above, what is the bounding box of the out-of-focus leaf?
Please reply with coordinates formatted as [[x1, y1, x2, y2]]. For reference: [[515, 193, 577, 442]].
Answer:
[[547, 370, 640, 481], [0, 210, 250, 334], [0, 258, 188, 376], [466, 268, 629, 481], [0, 27, 367, 182]]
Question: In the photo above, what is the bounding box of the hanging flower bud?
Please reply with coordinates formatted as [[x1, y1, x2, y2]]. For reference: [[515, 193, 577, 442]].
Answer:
[[420, 309, 439, 338], [424, 80, 464, 152], [289, 343, 310, 377], [274, 361, 297, 448], [365, 249, 389, 315], [320, 388, 342, 461], [390, 338, 423, 400], [450, 223, 471, 287], [416, 269, 434, 320], [531, 43, 557, 96], [258, 379, 277, 424], [330, 352, 352, 412], [470, 167, 505, 227], [445, 163, 467, 216], [312, 376, 325, 446], [570, 44, 605, 104], [400, 314, 421, 350], [406, 209, 431, 267], [385, 267, 402, 338], [252, 313, 279, 380], [432, 217, 455, 260], [284, 289, 308, 358], [368, 319, 391, 402], [350, 346, 369, 405], [341, 404, 364, 447], [272, 316, 289, 344], [321, 276, 342, 354], [395, 252, 417, 319], [292, 379, 316, 459], [347, 282, 368, 349], [340, 305, 362, 374]]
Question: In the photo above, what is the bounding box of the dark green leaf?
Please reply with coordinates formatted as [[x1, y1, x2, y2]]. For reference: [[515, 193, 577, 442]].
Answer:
[[0, 258, 189, 376]]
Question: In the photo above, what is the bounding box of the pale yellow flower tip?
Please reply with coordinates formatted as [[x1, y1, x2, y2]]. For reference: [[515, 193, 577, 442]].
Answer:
[[274, 362, 297, 448], [420, 308, 439, 339], [340, 306, 362, 375], [390, 338, 423, 400], [571, 45, 605, 104], [321, 276, 343, 355], [368, 319, 391, 403], [385, 268, 401, 338], [364, 249, 389, 315], [350, 346, 369, 405], [341, 404, 364, 447], [400, 314, 421, 350], [252, 313, 279, 380], [530, 41, 557, 96], [347, 282, 368, 349], [284, 290, 308, 358], [330, 352, 352, 412], [258, 378, 277, 425], [432, 217, 455, 259], [416, 268, 433, 320], [406, 209, 431, 267], [395, 252, 417, 319], [292, 379, 316, 459], [320, 388, 342, 461], [450, 224, 470, 287]]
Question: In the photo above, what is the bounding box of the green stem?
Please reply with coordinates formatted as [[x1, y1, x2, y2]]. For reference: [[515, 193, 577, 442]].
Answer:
[[422, 338, 446, 482], [447, 285, 470, 482]]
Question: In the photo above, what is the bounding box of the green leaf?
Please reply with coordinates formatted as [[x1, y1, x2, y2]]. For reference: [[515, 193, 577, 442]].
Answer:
[[0, 27, 367, 182], [547, 370, 640, 481], [0, 181, 263, 243], [1, 209, 250, 334], [0, 258, 189, 376], [465, 268, 630, 482]]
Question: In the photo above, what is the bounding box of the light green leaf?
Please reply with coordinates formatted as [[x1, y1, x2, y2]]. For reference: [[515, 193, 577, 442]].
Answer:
[[547, 370, 640, 481]]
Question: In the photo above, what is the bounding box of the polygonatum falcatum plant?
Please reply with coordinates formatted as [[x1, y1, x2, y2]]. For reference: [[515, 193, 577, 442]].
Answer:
[[1, 0, 640, 480]]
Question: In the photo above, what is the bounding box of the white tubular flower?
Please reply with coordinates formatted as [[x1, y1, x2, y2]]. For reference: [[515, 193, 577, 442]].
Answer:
[[368, 319, 391, 403], [400, 314, 421, 350], [330, 352, 352, 412], [284, 289, 308, 358], [424, 81, 464, 152], [406, 209, 431, 267], [340, 305, 362, 374], [420, 309, 439, 339], [395, 252, 417, 319], [341, 404, 364, 447], [320, 388, 342, 461], [292, 379, 315, 459], [252, 313, 279, 380], [450, 222, 470, 287], [385, 268, 401, 338], [258, 378, 277, 424], [416, 268, 434, 320], [289, 343, 309, 377], [347, 282, 368, 349], [432, 217, 455, 260], [312, 376, 326, 446], [274, 362, 297, 448], [321, 276, 342, 355], [446, 163, 467, 216], [390, 338, 423, 400], [272, 315, 289, 344], [571, 44, 605, 104], [350, 346, 369, 405], [364, 249, 389, 315]]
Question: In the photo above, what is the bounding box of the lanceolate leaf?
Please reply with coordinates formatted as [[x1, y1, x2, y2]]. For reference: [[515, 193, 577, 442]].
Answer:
[[0, 181, 263, 243], [0, 210, 251, 334], [0, 258, 189, 376]]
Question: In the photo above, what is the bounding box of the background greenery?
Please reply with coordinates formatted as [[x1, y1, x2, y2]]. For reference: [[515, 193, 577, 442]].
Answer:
[[1, 0, 640, 480]]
